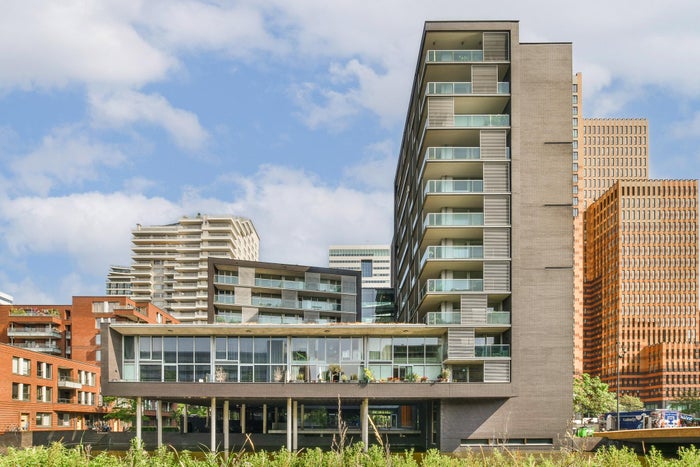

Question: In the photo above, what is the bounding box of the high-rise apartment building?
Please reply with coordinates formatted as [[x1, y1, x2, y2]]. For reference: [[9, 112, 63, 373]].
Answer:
[[571, 72, 649, 374], [392, 21, 573, 446], [583, 179, 699, 408], [106, 265, 133, 296], [0, 292, 13, 306], [328, 245, 391, 288], [127, 215, 259, 323]]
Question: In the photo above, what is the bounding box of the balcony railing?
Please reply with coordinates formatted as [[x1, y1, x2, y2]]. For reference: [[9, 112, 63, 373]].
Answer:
[[214, 274, 239, 285], [475, 344, 510, 357], [214, 294, 235, 305], [425, 311, 461, 325], [251, 296, 283, 308], [453, 114, 510, 127], [424, 278, 484, 293], [7, 327, 62, 338], [13, 343, 62, 354], [255, 278, 305, 290], [426, 147, 480, 161], [426, 50, 484, 62], [57, 377, 82, 389], [425, 310, 511, 326], [425, 180, 483, 195], [427, 82, 510, 95], [424, 212, 484, 228], [421, 245, 484, 265]]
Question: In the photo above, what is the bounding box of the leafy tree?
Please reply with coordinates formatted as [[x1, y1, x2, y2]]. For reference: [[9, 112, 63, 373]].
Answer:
[[670, 390, 700, 416], [103, 396, 137, 425], [573, 373, 616, 417], [619, 394, 644, 412]]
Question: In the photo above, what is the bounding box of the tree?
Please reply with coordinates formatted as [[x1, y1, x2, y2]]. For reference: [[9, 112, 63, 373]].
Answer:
[[573, 373, 616, 417], [103, 396, 138, 425], [619, 394, 644, 412], [670, 390, 700, 417]]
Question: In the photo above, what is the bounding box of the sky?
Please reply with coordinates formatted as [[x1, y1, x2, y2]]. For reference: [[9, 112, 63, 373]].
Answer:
[[1, 0, 700, 304]]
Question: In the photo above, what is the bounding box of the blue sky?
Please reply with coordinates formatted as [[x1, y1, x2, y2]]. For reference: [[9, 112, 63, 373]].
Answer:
[[1, 0, 699, 303]]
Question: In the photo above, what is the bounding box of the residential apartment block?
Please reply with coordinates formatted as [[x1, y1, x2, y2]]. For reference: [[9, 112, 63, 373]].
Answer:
[[328, 245, 392, 288], [391, 20, 573, 446], [124, 215, 259, 323], [571, 72, 649, 374], [583, 180, 699, 407], [106, 265, 133, 297], [0, 297, 178, 432], [208, 258, 362, 325]]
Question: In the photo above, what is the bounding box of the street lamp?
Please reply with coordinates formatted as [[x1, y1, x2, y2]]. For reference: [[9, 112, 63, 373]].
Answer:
[[616, 343, 627, 430]]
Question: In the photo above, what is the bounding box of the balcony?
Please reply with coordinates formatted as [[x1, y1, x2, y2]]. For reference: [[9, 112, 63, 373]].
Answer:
[[214, 274, 239, 285], [255, 278, 305, 290], [426, 82, 509, 95], [426, 147, 480, 161], [453, 114, 509, 127], [7, 326, 62, 338], [475, 344, 510, 358], [421, 245, 484, 268], [214, 294, 236, 305], [424, 212, 484, 228], [424, 278, 483, 293], [425, 311, 461, 325], [58, 377, 82, 389], [425, 310, 511, 326], [426, 49, 484, 63], [425, 179, 483, 195], [13, 342, 62, 354]]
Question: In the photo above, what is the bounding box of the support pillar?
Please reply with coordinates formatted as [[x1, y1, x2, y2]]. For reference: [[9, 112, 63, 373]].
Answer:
[[286, 398, 292, 450], [223, 400, 230, 458], [156, 400, 162, 448], [210, 397, 217, 453], [136, 396, 142, 445], [241, 404, 246, 434], [262, 404, 267, 434], [361, 398, 369, 451], [292, 400, 298, 451]]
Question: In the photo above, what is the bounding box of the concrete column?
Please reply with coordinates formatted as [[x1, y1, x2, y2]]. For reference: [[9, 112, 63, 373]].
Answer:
[[210, 397, 217, 453], [156, 400, 162, 448], [136, 396, 142, 444], [241, 404, 246, 434], [223, 400, 230, 458], [262, 404, 267, 434], [361, 398, 369, 451], [182, 404, 188, 433], [292, 400, 298, 451], [286, 398, 292, 450]]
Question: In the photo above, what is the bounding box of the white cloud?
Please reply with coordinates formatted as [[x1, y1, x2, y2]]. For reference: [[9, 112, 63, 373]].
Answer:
[[0, 1, 173, 90], [342, 139, 398, 190], [8, 126, 127, 196], [224, 164, 393, 266], [671, 112, 700, 139], [89, 89, 209, 151]]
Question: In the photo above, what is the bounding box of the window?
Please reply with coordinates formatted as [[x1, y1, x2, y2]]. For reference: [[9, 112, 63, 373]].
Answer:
[[12, 357, 31, 376], [361, 260, 373, 278], [37, 386, 52, 403], [37, 362, 52, 379], [12, 383, 30, 401], [36, 413, 52, 427]]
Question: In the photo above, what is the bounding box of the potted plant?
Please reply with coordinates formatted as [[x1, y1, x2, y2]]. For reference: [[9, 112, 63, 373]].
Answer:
[[296, 372, 305, 382], [327, 364, 341, 382], [420, 376, 429, 383], [405, 372, 418, 383], [273, 366, 284, 382], [341, 374, 349, 383], [439, 368, 451, 382], [362, 368, 375, 383]]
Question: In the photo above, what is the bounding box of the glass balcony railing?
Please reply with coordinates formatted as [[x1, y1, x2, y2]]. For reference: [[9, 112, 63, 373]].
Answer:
[[422, 245, 484, 265], [427, 147, 480, 161], [318, 283, 342, 293], [453, 114, 510, 127], [301, 301, 341, 312], [252, 296, 284, 308], [425, 311, 461, 325], [255, 278, 305, 290], [424, 278, 484, 293], [475, 344, 510, 357], [214, 294, 235, 305], [427, 82, 510, 95], [214, 275, 238, 285], [424, 212, 484, 227], [487, 312, 511, 325], [425, 180, 483, 194], [426, 50, 484, 62]]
